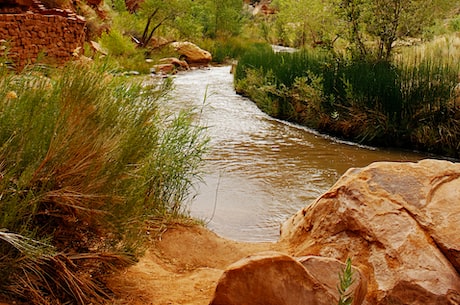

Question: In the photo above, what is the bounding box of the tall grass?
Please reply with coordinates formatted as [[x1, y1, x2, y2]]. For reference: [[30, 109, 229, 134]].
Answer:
[[198, 38, 272, 64], [235, 46, 331, 88], [235, 43, 460, 157], [0, 60, 208, 304]]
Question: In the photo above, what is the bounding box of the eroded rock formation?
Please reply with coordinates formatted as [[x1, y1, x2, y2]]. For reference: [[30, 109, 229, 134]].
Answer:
[[0, 0, 86, 69], [280, 159, 460, 305]]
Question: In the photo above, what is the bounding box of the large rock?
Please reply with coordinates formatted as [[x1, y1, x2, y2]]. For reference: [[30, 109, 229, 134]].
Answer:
[[280, 159, 460, 305], [171, 41, 212, 66], [210, 251, 366, 305]]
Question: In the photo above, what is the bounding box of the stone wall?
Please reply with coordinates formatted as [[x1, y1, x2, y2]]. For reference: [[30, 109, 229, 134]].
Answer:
[[0, 11, 86, 69]]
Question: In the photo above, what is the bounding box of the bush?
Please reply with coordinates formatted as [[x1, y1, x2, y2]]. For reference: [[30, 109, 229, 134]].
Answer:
[[0, 61, 208, 304], [100, 29, 137, 57], [449, 17, 460, 32], [212, 38, 269, 63], [234, 44, 460, 157]]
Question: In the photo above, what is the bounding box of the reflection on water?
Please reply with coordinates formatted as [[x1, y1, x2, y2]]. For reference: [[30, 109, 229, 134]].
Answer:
[[169, 66, 425, 242]]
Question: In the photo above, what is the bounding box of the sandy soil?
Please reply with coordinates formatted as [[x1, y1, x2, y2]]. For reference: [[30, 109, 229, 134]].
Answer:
[[107, 224, 285, 305]]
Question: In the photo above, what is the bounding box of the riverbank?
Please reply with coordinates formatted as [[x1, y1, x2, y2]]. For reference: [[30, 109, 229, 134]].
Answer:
[[234, 45, 460, 159], [3, 159, 459, 305], [106, 224, 282, 305], [170, 65, 426, 243], [0, 223, 275, 305]]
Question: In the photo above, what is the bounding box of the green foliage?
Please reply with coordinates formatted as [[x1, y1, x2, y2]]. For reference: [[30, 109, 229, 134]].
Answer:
[[137, 0, 188, 47], [97, 27, 153, 73], [132, 0, 245, 47], [235, 44, 331, 88], [271, 0, 336, 48], [338, 258, 355, 305], [449, 17, 460, 31], [212, 0, 246, 38], [235, 43, 460, 157], [0, 61, 208, 303], [110, 0, 128, 12], [333, 0, 459, 60], [235, 67, 281, 116], [235, 45, 333, 121], [201, 37, 265, 63], [100, 28, 137, 57], [267, 0, 459, 60]]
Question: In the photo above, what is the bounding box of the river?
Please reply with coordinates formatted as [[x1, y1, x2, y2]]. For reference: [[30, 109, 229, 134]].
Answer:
[[169, 65, 425, 242]]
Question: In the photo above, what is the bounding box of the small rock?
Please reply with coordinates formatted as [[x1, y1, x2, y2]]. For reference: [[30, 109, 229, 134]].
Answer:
[[152, 64, 175, 75]]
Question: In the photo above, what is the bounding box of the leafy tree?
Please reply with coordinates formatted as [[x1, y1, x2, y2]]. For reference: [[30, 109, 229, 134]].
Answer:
[[196, 0, 245, 38], [334, 0, 368, 58], [131, 0, 244, 46], [137, 0, 190, 47], [334, 0, 459, 60], [271, 0, 336, 48], [216, 0, 245, 37], [271, 0, 458, 58]]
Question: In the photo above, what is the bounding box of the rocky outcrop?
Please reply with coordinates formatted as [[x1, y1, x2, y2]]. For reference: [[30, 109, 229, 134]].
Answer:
[[0, 11, 85, 69], [210, 252, 367, 305], [171, 41, 212, 66], [280, 159, 460, 305], [152, 64, 175, 75]]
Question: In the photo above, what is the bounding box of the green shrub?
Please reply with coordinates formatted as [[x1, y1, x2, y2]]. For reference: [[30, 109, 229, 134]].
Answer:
[[0, 61, 208, 304], [235, 45, 331, 89], [234, 43, 460, 157], [449, 17, 460, 32], [216, 38, 268, 63], [100, 29, 137, 57]]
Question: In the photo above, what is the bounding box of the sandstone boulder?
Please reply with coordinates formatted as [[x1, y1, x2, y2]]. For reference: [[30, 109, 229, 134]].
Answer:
[[171, 41, 212, 66], [158, 57, 189, 71], [152, 63, 175, 75], [210, 251, 366, 305], [280, 159, 460, 305]]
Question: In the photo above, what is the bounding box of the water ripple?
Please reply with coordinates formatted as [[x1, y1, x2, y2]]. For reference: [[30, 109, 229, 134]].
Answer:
[[171, 66, 425, 242]]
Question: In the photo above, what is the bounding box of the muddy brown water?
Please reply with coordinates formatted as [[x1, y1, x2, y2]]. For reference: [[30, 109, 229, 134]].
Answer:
[[168, 65, 426, 242]]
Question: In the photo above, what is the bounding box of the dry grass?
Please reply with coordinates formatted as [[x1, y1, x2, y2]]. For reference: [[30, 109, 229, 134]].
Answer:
[[0, 60, 208, 304]]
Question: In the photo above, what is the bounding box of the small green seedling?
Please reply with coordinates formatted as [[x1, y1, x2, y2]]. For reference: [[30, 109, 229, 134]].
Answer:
[[338, 257, 355, 305]]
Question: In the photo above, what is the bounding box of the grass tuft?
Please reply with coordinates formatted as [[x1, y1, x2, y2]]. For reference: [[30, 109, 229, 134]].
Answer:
[[0, 59, 208, 304]]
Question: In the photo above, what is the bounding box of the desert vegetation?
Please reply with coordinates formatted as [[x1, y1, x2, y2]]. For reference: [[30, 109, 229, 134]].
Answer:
[[234, 38, 460, 157], [1, 0, 460, 303], [0, 59, 208, 304], [234, 0, 460, 158], [83, 0, 459, 158]]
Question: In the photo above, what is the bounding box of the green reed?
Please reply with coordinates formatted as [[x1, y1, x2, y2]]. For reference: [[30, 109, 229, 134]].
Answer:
[[234, 43, 460, 157]]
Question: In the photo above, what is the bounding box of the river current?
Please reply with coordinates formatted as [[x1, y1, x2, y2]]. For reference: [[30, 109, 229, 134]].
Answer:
[[168, 65, 424, 242]]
